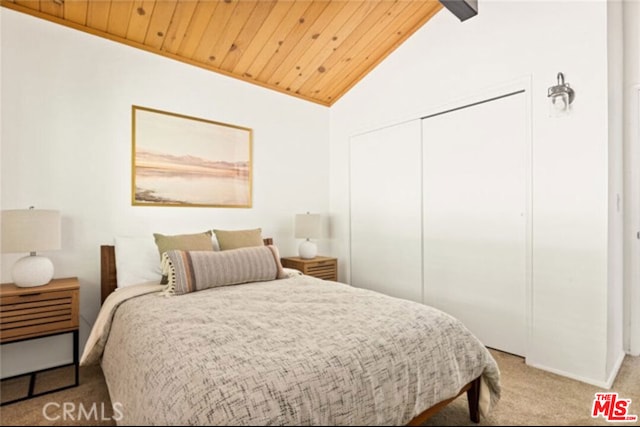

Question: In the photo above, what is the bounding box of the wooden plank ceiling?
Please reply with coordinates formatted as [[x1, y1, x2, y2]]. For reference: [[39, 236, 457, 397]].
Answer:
[[1, 0, 443, 106]]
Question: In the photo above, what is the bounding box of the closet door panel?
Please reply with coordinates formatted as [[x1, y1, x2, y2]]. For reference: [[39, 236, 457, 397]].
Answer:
[[350, 120, 422, 303], [422, 92, 528, 356]]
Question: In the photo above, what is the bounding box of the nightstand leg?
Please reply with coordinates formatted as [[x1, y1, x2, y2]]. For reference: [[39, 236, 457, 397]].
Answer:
[[73, 330, 79, 386], [0, 329, 80, 406], [27, 372, 36, 397]]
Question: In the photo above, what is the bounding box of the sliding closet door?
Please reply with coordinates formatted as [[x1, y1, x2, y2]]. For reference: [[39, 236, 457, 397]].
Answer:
[[350, 120, 422, 303], [422, 92, 528, 356]]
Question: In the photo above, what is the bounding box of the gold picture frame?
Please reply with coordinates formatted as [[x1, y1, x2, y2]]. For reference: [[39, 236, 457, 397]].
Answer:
[[132, 105, 252, 208]]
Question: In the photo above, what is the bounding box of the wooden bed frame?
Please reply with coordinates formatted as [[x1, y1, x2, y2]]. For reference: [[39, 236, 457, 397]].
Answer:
[[99, 242, 481, 425]]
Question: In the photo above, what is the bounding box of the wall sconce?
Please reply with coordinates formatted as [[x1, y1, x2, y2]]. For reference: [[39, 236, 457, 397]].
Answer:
[[548, 72, 575, 117]]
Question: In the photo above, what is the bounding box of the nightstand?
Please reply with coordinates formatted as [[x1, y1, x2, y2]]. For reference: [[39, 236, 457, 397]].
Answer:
[[0, 277, 80, 405], [281, 256, 338, 281]]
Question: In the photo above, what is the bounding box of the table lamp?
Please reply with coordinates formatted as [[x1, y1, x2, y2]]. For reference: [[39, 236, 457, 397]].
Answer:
[[295, 213, 322, 259], [1, 208, 61, 287]]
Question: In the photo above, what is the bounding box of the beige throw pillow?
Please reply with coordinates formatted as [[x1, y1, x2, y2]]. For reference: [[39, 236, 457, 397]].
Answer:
[[154, 231, 215, 257], [153, 231, 215, 285], [213, 228, 264, 251]]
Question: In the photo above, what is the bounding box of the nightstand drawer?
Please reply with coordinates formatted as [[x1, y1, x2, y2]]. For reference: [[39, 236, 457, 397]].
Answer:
[[306, 264, 337, 280], [0, 289, 79, 343], [281, 256, 338, 281]]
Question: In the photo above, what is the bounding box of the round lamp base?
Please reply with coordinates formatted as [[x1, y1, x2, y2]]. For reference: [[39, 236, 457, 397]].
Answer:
[[12, 255, 54, 287], [298, 240, 317, 259]]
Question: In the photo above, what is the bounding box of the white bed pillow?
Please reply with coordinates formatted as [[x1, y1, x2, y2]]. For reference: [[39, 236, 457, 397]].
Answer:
[[283, 267, 303, 277], [114, 236, 163, 288], [114, 234, 222, 288]]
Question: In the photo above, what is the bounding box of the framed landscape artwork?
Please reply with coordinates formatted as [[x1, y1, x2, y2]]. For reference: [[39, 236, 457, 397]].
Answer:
[[132, 106, 252, 208]]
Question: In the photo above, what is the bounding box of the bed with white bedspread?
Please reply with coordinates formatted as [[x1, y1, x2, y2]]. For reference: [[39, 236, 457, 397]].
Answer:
[[82, 269, 500, 426]]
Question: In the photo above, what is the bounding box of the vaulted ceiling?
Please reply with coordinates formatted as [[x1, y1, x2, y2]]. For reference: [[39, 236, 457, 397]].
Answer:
[[1, 0, 443, 106]]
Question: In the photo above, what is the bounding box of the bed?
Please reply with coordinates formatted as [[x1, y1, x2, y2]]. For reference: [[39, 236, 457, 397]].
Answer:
[[81, 241, 500, 426]]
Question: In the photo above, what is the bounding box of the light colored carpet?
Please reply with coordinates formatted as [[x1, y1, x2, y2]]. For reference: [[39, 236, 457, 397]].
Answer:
[[0, 349, 638, 426], [423, 350, 640, 426], [0, 365, 113, 426]]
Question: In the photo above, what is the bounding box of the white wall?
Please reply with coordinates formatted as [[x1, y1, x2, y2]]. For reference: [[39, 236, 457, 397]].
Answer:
[[606, 0, 625, 379], [623, 0, 640, 356], [0, 9, 330, 376], [330, 0, 623, 386]]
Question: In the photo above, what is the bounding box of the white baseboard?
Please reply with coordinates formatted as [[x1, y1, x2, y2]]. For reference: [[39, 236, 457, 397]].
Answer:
[[526, 351, 625, 389], [604, 351, 627, 389]]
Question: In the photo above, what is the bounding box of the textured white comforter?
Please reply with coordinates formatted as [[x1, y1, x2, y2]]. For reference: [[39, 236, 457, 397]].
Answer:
[[82, 275, 500, 426]]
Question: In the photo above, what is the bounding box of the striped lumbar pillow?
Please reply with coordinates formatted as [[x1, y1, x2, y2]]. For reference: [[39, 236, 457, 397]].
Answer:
[[160, 245, 286, 296]]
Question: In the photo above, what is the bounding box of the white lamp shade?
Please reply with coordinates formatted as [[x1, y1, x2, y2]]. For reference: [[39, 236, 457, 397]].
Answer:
[[295, 213, 322, 239], [1, 209, 61, 253]]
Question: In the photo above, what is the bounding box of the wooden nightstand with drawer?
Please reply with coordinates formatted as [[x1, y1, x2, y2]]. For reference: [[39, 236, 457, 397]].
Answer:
[[0, 277, 80, 405], [281, 256, 338, 281]]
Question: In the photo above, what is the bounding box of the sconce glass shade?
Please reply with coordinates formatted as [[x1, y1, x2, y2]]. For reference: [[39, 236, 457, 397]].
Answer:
[[551, 91, 569, 110], [1, 209, 61, 287], [548, 72, 575, 117]]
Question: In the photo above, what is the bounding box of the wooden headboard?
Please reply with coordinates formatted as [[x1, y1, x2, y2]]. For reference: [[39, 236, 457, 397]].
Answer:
[[100, 237, 274, 304]]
